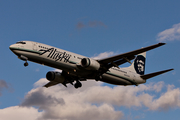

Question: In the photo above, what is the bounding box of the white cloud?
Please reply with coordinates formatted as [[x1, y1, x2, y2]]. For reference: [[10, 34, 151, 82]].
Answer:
[[20, 80, 123, 120], [81, 81, 165, 108], [157, 23, 180, 42], [0, 106, 41, 120], [92, 52, 115, 60], [147, 85, 180, 111], [0, 79, 180, 120]]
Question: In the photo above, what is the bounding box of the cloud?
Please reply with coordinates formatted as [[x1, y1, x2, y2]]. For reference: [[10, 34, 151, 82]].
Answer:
[[81, 81, 165, 108], [92, 51, 115, 59], [20, 88, 65, 110], [0, 106, 41, 120], [0, 80, 8, 90], [0, 80, 11, 96], [76, 22, 85, 29], [146, 85, 180, 111], [157, 23, 180, 42], [0, 78, 180, 120], [20, 80, 123, 120]]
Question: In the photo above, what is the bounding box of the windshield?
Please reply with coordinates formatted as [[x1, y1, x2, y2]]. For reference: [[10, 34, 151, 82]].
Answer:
[[16, 41, 26, 44]]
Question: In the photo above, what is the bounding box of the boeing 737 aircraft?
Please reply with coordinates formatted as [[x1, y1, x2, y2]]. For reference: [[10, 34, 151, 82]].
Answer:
[[9, 41, 173, 88]]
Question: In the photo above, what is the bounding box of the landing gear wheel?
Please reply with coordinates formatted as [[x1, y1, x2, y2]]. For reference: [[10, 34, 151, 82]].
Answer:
[[24, 62, 28, 67], [74, 81, 82, 89]]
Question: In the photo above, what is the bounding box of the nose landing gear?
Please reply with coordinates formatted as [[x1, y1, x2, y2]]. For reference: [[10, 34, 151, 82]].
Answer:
[[24, 61, 29, 67], [18, 55, 29, 67]]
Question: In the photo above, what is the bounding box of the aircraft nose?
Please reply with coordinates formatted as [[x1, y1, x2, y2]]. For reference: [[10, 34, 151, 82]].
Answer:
[[9, 44, 15, 51]]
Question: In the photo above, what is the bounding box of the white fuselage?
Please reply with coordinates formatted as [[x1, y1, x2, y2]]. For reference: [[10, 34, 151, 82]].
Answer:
[[9, 41, 145, 86]]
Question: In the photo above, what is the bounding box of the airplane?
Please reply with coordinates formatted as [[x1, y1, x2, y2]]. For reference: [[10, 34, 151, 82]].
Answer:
[[9, 41, 173, 88]]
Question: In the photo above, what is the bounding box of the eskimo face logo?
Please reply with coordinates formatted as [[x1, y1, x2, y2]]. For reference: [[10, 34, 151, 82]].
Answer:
[[134, 55, 145, 75]]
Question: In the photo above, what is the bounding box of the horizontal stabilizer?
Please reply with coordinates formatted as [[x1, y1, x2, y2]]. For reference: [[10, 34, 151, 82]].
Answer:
[[141, 69, 174, 80]]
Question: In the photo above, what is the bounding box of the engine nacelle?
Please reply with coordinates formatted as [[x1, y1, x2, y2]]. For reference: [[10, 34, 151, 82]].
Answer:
[[81, 58, 100, 70], [46, 71, 65, 83]]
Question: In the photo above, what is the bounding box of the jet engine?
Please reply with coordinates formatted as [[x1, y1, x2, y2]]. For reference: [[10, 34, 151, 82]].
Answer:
[[81, 58, 100, 70], [46, 71, 65, 83]]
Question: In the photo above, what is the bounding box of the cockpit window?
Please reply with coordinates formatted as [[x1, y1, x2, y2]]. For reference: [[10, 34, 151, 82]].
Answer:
[[16, 41, 26, 44]]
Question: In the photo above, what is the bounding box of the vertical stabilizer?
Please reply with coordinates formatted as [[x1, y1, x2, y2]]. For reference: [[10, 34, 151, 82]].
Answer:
[[125, 52, 146, 75]]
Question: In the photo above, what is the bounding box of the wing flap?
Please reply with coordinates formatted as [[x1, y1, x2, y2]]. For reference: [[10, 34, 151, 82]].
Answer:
[[141, 68, 174, 80], [106, 55, 135, 69]]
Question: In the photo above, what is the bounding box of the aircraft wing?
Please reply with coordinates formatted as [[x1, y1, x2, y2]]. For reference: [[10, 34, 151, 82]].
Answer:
[[98, 43, 165, 67], [44, 81, 59, 88]]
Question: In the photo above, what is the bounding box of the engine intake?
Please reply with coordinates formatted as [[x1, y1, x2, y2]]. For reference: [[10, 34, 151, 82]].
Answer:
[[46, 71, 65, 83], [81, 58, 100, 70]]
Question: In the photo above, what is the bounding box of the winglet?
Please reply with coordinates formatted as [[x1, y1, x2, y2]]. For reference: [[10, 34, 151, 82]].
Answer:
[[141, 68, 174, 80], [159, 42, 166, 45]]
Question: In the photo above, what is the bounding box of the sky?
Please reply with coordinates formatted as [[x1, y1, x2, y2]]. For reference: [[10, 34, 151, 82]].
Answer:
[[0, 0, 180, 120]]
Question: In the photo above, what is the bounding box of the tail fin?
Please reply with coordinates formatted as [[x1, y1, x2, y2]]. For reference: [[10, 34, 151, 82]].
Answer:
[[125, 52, 174, 79], [126, 52, 146, 75]]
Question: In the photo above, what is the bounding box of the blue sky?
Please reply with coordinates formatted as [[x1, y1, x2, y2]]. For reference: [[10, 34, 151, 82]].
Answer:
[[0, 0, 180, 120]]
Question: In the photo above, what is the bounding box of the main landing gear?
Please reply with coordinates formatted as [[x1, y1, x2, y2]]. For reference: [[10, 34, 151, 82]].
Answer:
[[18, 55, 29, 67], [95, 75, 103, 81], [74, 80, 82, 89]]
